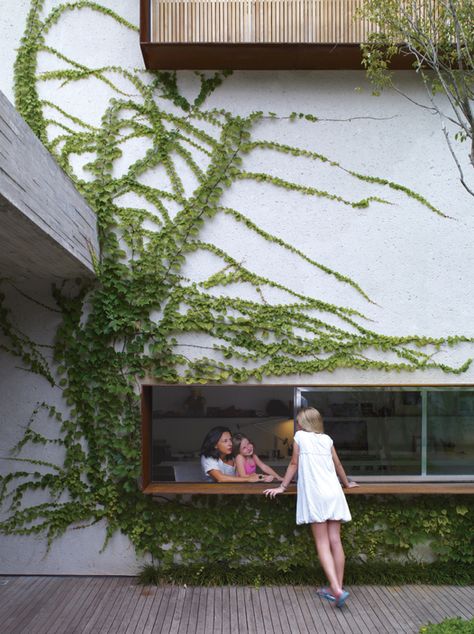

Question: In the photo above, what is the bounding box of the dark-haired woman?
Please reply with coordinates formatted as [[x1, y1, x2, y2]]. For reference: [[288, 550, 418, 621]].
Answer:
[[200, 426, 264, 483]]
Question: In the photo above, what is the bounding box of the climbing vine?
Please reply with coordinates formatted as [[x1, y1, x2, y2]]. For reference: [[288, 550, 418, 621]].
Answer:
[[1, 0, 473, 564]]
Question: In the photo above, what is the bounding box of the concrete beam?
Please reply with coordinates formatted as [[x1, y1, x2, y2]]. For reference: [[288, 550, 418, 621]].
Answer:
[[0, 90, 99, 283]]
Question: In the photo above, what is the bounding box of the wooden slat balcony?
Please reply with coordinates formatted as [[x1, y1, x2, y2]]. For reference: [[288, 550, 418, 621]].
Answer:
[[140, 0, 415, 69], [152, 0, 374, 44]]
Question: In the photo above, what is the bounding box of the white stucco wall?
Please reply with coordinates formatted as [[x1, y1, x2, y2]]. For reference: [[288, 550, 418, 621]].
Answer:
[[1, 1, 473, 574], [0, 284, 146, 574]]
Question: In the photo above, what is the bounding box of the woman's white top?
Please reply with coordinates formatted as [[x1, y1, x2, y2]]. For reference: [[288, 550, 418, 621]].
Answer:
[[294, 430, 351, 525], [201, 455, 236, 482]]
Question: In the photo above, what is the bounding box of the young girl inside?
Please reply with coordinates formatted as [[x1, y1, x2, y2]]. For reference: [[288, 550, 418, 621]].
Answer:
[[264, 407, 358, 608], [233, 433, 283, 483], [200, 426, 266, 483]]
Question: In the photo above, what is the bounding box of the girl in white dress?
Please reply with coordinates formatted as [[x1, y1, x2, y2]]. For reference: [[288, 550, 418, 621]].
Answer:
[[264, 407, 358, 608]]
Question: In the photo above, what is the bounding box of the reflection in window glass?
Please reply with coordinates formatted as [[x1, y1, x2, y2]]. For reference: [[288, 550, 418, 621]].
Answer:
[[152, 386, 294, 482], [301, 390, 422, 476], [147, 386, 474, 483], [427, 391, 474, 475]]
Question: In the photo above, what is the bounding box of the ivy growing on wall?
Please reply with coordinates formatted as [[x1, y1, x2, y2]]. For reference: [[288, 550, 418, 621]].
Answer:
[[0, 0, 473, 568], [133, 495, 474, 585]]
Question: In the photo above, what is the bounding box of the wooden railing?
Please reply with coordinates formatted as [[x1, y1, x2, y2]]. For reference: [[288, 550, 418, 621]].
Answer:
[[151, 0, 375, 43]]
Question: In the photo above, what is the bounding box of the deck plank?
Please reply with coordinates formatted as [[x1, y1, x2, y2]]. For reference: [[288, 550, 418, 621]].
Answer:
[[395, 584, 449, 627], [239, 586, 256, 634], [138, 585, 166, 634], [303, 585, 341, 634], [195, 586, 208, 634], [59, 576, 110, 634], [272, 586, 293, 634], [431, 585, 474, 620], [128, 585, 161, 634], [279, 585, 308, 634], [382, 586, 420, 633], [205, 586, 217, 634], [284, 586, 312, 634], [229, 586, 241, 634], [144, 585, 173, 634], [167, 585, 187, 634], [0, 577, 41, 632], [33, 576, 95, 634], [212, 586, 223, 634], [122, 583, 155, 634], [377, 587, 413, 634], [221, 586, 232, 634], [258, 585, 278, 634], [0, 577, 38, 618], [102, 578, 140, 634], [297, 586, 331, 634], [3, 577, 58, 634], [344, 586, 380, 634], [187, 587, 203, 634], [156, 584, 180, 634], [0, 578, 473, 633], [171, 586, 193, 634], [98, 578, 136, 633], [46, 576, 104, 634], [111, 582, 144, 633], [80, 577, 126, 633], [354, 585, 393, 633], [314, 585, 358, 634], [249, 587, 266, 634]]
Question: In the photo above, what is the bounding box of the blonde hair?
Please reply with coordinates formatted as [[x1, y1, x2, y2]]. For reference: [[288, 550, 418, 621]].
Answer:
[[297, 407, 324, 433]]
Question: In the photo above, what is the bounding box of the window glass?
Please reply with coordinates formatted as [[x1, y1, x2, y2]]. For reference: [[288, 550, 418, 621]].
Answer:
[[147, 386, 474, 484], [152, 386, 294, 482], [301, 389, 422, 476], [427, 391, 474, 475]]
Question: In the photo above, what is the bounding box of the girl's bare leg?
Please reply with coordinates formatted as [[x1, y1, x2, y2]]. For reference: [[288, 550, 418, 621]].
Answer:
[[327, 520, 345, 589], [310, 522, 343, 597]]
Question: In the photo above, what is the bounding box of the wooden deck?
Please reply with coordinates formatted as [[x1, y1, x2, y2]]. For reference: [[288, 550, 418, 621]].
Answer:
[[0, 577, 473, 633]]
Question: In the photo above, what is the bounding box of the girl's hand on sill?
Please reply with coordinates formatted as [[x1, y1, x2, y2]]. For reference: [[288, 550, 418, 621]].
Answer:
[[346, 481, 359, 488], [264, 486, 285, 498]]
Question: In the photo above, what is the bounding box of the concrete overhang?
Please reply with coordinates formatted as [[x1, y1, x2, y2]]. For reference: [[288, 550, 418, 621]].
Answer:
[[0, 90, 99, 284]]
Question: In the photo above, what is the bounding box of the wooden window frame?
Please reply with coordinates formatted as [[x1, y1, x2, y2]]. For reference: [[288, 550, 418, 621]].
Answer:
[[141, 383, 474, 495]]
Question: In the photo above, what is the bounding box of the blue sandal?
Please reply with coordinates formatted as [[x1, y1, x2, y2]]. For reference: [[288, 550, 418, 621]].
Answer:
[[335, 590, 350, 608], [316, 587, 335, 602]]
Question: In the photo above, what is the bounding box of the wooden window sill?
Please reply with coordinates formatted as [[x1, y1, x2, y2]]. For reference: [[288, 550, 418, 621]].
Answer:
[[143, 482, 474, 495]]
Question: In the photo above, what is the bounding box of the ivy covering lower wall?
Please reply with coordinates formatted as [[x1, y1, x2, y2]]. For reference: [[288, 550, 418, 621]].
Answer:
[[139, 495, 474, 584], [0, 1, 473, 571]]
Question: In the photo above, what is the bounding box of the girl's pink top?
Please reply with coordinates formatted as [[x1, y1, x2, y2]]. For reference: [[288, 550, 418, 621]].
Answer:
[[243, 457, 256, 475]]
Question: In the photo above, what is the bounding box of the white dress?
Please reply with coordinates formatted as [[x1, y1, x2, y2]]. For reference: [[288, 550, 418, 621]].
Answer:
[[294, 430, 351, 525]]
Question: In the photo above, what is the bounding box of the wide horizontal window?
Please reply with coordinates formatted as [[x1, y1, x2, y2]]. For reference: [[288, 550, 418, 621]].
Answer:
[[141, 385, 474, 493]]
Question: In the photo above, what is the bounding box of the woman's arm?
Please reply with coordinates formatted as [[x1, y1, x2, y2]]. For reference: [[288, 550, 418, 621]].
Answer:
[[235, 454, 248, 478], [254, 454, 283, 481], [331, 447, 358, 488], [264, 443, 299, 497], [207, 469, 262, 483]]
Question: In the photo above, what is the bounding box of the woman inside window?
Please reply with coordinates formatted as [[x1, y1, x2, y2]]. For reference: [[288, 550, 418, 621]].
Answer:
[[200, 426, 267, 483]]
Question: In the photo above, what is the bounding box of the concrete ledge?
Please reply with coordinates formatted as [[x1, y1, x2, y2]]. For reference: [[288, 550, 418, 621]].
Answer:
[[0, 90, 99, 282]]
